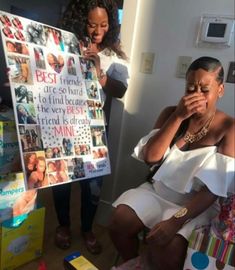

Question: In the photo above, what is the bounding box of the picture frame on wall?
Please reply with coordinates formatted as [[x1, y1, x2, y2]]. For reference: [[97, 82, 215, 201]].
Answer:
[[226, 61, 235, 84]]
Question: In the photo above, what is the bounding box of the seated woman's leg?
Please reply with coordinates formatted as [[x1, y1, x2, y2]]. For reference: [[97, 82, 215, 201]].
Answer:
[[146, 234, 188, 270], [109, 204, 145, 261]]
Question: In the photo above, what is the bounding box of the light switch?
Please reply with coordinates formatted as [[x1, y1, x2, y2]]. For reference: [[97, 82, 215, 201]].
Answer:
[[140, 52, 155, 74], [176, 56, 192, 78]]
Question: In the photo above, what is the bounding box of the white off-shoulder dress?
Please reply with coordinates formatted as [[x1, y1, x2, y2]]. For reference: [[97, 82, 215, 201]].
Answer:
[[113, 129, 235, 240]]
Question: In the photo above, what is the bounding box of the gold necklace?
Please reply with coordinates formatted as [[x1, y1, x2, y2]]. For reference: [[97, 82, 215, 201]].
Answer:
[[183, 113, 215, 144]]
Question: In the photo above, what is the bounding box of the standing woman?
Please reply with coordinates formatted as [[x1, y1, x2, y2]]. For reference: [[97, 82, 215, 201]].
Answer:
[[52, 0, 129, 253]]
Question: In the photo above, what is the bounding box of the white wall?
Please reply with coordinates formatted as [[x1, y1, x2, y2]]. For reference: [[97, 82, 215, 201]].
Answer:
[[97, 0, 234, 224]]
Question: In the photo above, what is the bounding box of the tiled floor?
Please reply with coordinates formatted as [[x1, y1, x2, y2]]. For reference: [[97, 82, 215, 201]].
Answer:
[[17, 182, 118, 270]]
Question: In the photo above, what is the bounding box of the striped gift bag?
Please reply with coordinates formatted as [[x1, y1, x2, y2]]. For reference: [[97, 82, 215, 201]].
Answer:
[[183, 231, 235, 270]]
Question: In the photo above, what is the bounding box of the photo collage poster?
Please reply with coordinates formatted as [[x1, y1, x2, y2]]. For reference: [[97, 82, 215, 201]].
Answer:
[[0, 11, 111, 190]]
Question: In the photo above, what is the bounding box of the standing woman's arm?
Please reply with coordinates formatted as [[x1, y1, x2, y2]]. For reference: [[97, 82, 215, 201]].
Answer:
[[98, 74, 127, 98], [84, 50, 128, 98]]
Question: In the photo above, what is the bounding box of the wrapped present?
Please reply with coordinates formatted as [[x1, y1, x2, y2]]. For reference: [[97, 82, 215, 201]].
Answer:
[[64, 251, 99, 270], [0, 207, 45, 270], [183, 230, 235, 270], [210, 195, 235, 244]]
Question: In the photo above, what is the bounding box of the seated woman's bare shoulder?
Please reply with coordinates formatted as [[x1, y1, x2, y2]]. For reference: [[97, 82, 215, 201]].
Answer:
[[215, 110, 235, 157]]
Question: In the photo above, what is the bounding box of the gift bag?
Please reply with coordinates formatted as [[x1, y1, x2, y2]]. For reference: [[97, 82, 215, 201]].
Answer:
[[183, 230, 235, 270], [0, 207, 45, 270]]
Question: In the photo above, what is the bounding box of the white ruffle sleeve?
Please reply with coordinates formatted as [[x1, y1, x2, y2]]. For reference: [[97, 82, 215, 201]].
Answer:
[[152, 145, 235, 197], [106, 59, 129, 88], [99, 50, 130, 88], [194, 153, 235, 197], [131, 129, 170, 162]]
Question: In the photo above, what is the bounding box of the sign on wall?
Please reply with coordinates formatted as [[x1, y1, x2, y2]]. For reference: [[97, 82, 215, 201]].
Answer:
[[0, 11, 111, 189]]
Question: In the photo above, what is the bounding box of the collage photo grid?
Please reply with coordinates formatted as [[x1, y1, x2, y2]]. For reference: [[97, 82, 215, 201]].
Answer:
[[0, 11, 110, 190]]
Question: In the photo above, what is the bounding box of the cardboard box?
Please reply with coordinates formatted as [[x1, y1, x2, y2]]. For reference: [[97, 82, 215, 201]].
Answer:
[[0, 207, 45, 270], [64, 252, 99, 270]]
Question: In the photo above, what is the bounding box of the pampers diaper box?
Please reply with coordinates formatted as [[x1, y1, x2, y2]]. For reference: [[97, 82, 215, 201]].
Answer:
[[0, 172, 37, 223], [0, 121, 21, 174], [0, 173, 25, 224], [0, 173, 25, 223]]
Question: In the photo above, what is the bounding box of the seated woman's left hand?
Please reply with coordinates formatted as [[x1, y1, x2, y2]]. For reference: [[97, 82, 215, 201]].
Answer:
[[146, 217, 182, 246]]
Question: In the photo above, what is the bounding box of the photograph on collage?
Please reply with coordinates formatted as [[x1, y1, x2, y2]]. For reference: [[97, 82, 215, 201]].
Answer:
[[19, 124, 43, 152], [23, 151, 47, 188], [7, 55, 33, 84]]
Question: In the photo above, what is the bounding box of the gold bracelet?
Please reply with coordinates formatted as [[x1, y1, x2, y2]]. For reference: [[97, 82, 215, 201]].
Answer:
[[174, 207, 188, 218]]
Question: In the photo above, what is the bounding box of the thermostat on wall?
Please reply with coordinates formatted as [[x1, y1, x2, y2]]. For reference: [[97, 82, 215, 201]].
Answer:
[[196, 14, 235, 48]]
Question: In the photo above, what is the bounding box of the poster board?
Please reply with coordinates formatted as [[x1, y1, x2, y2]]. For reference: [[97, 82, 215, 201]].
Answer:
[[0, 11, 111, 189]]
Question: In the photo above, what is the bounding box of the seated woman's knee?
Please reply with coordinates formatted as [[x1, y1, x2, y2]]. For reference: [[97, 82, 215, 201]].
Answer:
[[109, 204, 144, 235]]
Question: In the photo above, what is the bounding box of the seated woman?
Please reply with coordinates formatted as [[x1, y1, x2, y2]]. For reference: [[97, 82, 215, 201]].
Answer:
[[109, 57, 234, 270]]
